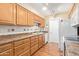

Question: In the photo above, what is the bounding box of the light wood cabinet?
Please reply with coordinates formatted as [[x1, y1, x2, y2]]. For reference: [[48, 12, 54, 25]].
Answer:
[[31, 45, 38, 55], [30, 36, 39, 55], [40, 18, 45, 28], [34, 15, 45, 28], [34, 15, 39, 22], [0, 3, 45, 26], [0, 35, 45, 56], [19, 49, 30, 56], [14, 39, 25, 47], [0, 49, 13, 56], [38, 35, 45, 48], [13, 38, 30, 56], [17, 5, 27, 25], [14, 44, 26, 56], [0, 3, 16, 25], [0, 42, 13, 56], [27, 11, 34, 26]]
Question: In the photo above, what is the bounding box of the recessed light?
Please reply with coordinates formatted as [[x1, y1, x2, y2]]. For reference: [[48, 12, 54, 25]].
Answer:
[[42, 6, 47, 10]]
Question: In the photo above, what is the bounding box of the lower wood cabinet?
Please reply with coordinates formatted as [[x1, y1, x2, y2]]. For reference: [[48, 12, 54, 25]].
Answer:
[[31, 45, 38, 55], [0, 34, 45, 56], [14, 44, 26, 56], [30, 36, 39, 55], [38, 35, 45, 48], [0, 42, 13, 56], [13, 38, 30, 56], [0, 49, 13, 56], [19, 50, 30, 56]]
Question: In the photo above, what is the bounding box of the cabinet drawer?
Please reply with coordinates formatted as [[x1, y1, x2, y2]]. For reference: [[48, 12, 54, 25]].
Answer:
[[31, 45, 38, 55], [31, 41, 38, 47], [39, 43, 43, 48], [0, 43, 12, 53], [31, 39, 38, 43], [31, 39, 36, 42], [25, 43, 30, 50], [19, 50, 30, 56], [14, 44, 25, 56], [25, 38, 30, 43], [14, 39, 25, 47], [0, 49, 13, 56], [31, 36, 35, 39], [35, 36, 38, 39]]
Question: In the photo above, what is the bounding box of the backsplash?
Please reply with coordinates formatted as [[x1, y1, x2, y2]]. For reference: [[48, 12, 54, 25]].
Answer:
[[0, 25, 41, 35]]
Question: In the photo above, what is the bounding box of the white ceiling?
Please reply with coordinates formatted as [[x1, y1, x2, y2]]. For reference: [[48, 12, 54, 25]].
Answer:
[[19, 3, 73, 18]]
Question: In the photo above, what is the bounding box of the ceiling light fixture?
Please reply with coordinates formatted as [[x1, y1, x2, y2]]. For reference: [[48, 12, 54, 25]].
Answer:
[[42, 6, 47, 10], [42, 3, 48, 11]]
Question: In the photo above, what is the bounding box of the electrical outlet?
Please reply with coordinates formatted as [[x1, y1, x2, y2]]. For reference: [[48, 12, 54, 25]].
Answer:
[[8, 29, 10, 32], [24, 29, 26, 31], [11, 29, 15, 32]]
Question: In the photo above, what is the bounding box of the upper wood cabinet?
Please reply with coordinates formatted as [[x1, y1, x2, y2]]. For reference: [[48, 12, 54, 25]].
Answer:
[[41, 19, 45, 28], [27, 11, 34, 26], [0, 3, 45, 26], [39, 18, 45, 28], [34, 15, 45, 28], [34, 15, 38, 21], [17, 5, 27, 25], [0, 3, 16, 25]]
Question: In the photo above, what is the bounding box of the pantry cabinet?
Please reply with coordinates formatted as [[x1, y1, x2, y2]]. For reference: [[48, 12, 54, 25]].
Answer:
[[17, 5, 27, 25], [0, 3, 16, 25]]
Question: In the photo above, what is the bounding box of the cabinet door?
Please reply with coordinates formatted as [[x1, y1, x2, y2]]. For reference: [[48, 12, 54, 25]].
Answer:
[[31, 45, 38, 55], [42, 20, 45, 28], [0, 3, 16, 25], [34, 15, 39, 22], [14, 44, 25, 56], [38, 35, 45, 48], [0, 42, 13, 56], [17, 5, 27, 25], [0, 49, 13, 56], [27, 11, 34, 26], [0, 43, 13, 53], [14, 38, 30, 56], [19, 50, 30, 56], [40, 18, 45, 28]]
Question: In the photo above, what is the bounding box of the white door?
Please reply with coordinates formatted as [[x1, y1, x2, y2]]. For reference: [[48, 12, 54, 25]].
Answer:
[[48, 19, 59, 43]]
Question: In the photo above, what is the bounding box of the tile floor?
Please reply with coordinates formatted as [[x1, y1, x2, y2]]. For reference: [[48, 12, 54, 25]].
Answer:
[[33, 42, 63, 56]]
